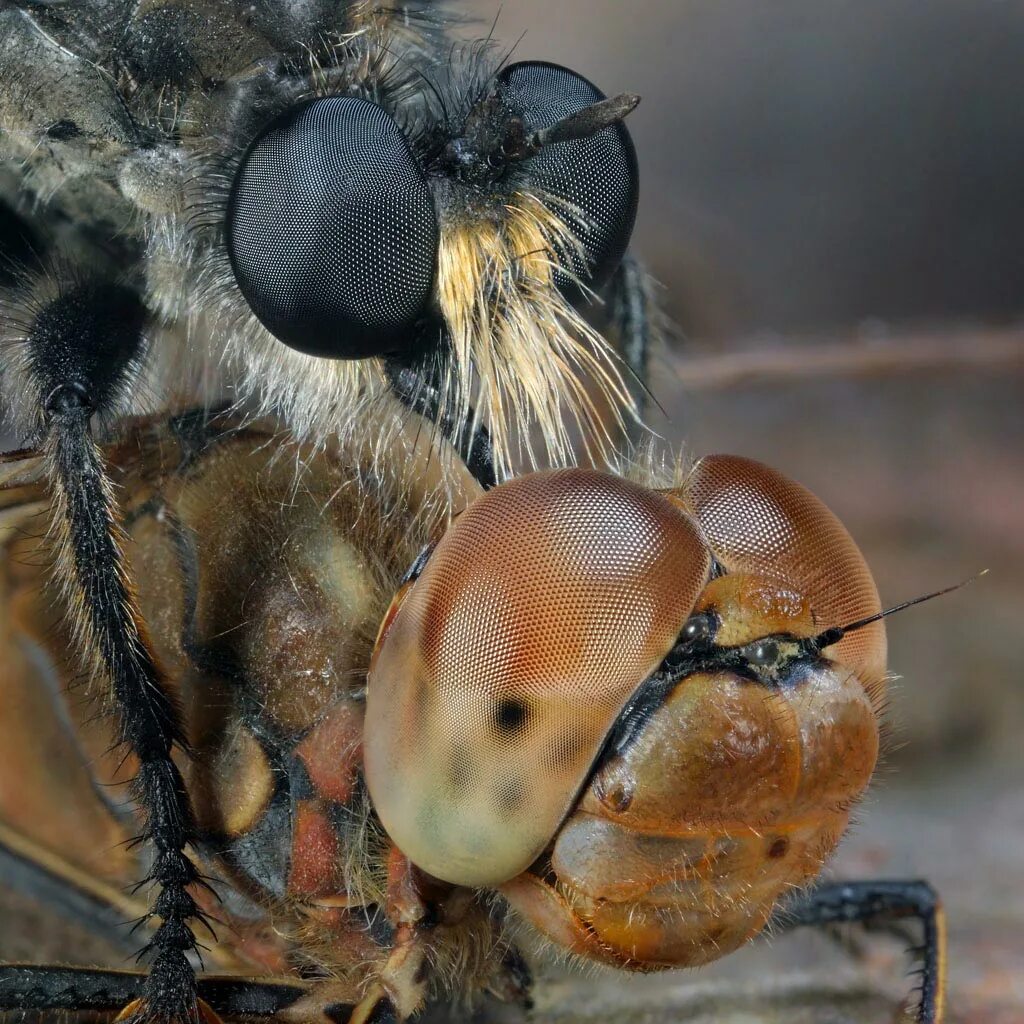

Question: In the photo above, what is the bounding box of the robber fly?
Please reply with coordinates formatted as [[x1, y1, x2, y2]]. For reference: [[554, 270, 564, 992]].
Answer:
[[0, 2, 946, 1023], [0, 0, 652, 476]]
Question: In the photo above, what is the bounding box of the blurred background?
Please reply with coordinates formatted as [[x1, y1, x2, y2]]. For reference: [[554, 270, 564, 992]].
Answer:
[[465, 0, 1024, 337], [457, 2, 1023, 1021]]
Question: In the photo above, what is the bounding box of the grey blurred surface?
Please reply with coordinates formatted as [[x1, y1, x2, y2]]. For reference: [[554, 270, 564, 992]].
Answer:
[[462, 0, 1024, 336]]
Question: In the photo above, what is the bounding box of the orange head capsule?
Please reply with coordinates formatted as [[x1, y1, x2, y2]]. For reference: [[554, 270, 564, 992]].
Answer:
[[364, 455, 886, 969]]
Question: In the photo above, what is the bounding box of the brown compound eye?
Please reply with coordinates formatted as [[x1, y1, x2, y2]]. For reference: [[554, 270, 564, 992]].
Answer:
[[363, 469, 710, 887], [678, 454, 886, 696]]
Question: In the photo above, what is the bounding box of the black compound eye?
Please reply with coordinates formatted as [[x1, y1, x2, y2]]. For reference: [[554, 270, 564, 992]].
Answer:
[[496, 61, 638, 291], [226, 96, 438, 360]]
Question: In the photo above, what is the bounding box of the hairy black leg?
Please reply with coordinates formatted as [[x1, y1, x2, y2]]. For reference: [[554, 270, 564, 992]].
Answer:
[[0, 965, 311, 1017], [10, 276, 207, 1022], [384, 358, 496, 490], [607, 252, 656, 424], [775, 880, 947, 1023]]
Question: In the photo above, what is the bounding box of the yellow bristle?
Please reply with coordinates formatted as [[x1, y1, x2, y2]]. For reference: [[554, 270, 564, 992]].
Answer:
[[436, 191, 637, 478]]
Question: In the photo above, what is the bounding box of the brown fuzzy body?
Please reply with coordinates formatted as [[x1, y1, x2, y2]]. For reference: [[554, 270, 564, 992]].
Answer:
[[0, 414, 509, 1014]]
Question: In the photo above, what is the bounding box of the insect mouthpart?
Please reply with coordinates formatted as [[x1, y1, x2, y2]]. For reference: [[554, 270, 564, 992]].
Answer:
[[499, 565, 887, 970], [500, 516, 977, 972], [502, 633, 880, 969]]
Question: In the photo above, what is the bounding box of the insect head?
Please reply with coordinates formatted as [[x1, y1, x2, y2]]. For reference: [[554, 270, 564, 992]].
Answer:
[[221, 57, 641, 471], [366, 454, 886, 966], [226, 61, 638, 361]]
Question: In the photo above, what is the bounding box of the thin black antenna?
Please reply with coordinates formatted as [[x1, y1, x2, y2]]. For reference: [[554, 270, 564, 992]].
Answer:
[[807, 571, 987, 653]]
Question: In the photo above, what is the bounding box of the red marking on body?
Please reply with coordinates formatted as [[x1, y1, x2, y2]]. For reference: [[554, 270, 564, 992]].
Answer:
[[288, 799, 345, 898], [295, 703, 363, 805]]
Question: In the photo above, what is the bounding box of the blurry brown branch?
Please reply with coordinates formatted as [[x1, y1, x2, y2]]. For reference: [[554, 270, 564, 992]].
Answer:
[[671, 327, 1024, 391]]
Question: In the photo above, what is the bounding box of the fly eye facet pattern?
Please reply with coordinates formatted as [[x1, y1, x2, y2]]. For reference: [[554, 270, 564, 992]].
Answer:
[[495, 61, 639, 291], [227, 96, 438, 359], [365, 468, 710, 887]]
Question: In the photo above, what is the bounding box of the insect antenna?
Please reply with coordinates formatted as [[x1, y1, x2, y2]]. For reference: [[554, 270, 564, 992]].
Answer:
[[1, 263, 211, 1022], [802, 572, 987, 655], [501, 93, 641, 164]]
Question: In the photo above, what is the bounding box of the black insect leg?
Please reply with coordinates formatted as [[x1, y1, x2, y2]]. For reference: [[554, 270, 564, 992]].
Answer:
[[0, 965, 311, 1018], [776, 879, 947, 1024], [8, 275, 210, 1023], [384, 357, 497, 489], [606, 252, 658, 428]]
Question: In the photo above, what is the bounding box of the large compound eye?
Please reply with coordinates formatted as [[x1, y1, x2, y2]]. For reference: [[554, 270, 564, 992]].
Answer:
[[364, 469, 709, 887], [497, 61, 639, 290], [226, 96, 438, 359], [680, 455, 886, 689]]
